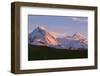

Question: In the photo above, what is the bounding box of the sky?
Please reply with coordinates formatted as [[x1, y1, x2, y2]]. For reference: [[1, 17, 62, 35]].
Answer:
[[28, 15, 88, 37]]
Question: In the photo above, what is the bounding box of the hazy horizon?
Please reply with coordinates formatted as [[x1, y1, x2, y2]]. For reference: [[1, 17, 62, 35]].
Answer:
[[28, 15, 88, 37]]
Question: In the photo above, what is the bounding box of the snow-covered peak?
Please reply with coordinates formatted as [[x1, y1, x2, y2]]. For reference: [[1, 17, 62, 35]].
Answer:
[[37, 26, 47, 31], [28, 26, 59, 46], [73, 32, 83, 37], [72, 32, 86, 40], [30, 26, 47, 36]]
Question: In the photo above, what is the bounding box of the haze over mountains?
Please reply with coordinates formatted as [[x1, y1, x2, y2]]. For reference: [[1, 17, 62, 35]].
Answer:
[[28, 26, 88, 49]]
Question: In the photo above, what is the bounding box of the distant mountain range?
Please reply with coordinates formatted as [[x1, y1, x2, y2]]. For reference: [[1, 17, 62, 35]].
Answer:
[[28, 26, 88, 49]]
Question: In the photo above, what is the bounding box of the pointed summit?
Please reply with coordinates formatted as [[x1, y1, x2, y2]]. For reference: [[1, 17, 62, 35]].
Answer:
[[37, 26, 46, 30], [72, 32, 87, 46], [28, 25, 58, 46], [73, 32, 82, 37], [72, 32, 86, 40], [35, 24, 47, 31]]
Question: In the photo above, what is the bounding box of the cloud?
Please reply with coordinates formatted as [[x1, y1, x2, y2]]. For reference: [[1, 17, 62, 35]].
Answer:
[[71, 17, 88, 22]]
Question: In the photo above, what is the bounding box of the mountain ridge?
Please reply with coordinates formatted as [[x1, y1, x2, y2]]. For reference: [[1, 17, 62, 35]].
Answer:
[[28, 26, 88, 49]]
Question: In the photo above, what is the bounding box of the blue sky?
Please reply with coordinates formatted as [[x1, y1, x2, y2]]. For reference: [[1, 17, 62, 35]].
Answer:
[[28, 15, 88, 37]]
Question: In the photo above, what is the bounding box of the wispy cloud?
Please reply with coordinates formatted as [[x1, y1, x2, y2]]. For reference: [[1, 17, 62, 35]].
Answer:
[[71, 17, 88, 22]]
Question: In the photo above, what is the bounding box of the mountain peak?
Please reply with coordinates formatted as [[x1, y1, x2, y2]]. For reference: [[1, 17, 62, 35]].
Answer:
[[29, 25, 59, 46], [35, 25, 47, 31], [73, 32, 84, 38], [73, 32, 82, 36], [37, 26, 46, 30], [72, 32, 87, 41]]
